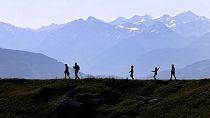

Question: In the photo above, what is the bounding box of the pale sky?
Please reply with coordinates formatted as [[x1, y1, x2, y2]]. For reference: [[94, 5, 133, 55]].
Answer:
[[0, 0, 210, 29]]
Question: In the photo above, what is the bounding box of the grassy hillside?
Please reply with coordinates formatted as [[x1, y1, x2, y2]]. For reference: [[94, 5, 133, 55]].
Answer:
[[0, 79, 210, 118]]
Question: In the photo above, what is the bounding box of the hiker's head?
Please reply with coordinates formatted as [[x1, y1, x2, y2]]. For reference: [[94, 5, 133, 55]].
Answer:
[[172, 64, 174, 67], [131, 65, 134, 68], [65, 64, 67, 66], [75, 62, 77, 65]]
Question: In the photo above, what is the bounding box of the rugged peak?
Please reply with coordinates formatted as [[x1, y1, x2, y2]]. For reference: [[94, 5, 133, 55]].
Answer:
[[173, 11, 199, 22], [86, 16, 98, 21]]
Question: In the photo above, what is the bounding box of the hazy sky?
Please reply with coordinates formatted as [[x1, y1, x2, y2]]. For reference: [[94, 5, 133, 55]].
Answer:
[[0, 0, 210, 28]]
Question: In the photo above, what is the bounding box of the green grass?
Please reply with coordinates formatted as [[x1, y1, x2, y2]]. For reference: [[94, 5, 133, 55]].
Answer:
[[0, 79, 210, 118]]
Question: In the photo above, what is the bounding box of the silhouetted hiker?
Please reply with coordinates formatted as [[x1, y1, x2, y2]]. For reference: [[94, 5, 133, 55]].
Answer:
[[73, 62, 80, 79], [64, 64, 70, 79], [170, 64, 176, 80], [129, 65, 134, 80], [152, 67, 160, 80]]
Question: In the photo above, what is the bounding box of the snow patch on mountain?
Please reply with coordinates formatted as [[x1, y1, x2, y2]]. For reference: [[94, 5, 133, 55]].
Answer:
[[126, 27, 139, 31]]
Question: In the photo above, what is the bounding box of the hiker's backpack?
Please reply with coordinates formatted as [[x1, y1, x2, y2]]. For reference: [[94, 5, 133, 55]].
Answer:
[[77, 65, 80, 70]]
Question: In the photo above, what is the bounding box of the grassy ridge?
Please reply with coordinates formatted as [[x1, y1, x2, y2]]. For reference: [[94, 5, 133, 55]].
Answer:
[[0, 79, 210, 118]]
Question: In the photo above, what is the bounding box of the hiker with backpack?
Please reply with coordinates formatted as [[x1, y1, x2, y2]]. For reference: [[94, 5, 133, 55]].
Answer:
[[73, 62, 80, 79]]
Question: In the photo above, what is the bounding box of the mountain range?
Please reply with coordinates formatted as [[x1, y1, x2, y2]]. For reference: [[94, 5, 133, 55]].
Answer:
[[1, 11, 210, 79]]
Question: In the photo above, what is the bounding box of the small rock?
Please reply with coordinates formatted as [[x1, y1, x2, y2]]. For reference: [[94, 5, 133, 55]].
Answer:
[[66, 90, 77, 98], [149, 99, 159, 103], [58, 99, 83, 108], [89, 99, 102, 105], [56, 99, 83, 118]]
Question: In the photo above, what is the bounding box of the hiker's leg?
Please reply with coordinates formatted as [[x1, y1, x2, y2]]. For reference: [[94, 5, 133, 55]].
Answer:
[[77, 74, 80, 79], [75, 72, 77, 79], [68, 75, 71, 79], [76, 72, 79, 79], [174, 74, 176, 80]]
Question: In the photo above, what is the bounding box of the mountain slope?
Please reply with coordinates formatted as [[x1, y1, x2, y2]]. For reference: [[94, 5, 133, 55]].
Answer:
[[90, 22, 185, 77], [35, 17, 131, 71], [0, 22, 47, 51], [0, 79, 209, 118], [0, 48, 81, 79]]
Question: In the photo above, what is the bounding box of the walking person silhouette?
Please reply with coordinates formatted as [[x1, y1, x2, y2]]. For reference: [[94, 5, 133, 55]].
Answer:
[[170, 64, 176, 81], [152, 67, 160, 80], [73, 62, 80, 79], [64, 64, 70, 79], [129, 65, 134, 80]]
